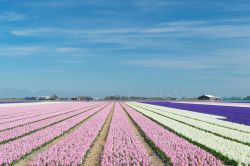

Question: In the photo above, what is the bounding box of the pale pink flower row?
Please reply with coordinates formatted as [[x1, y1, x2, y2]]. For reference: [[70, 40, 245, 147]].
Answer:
[[0, 104, 100, 143], [0, 102, 78, 118], [0, 103, 106, 165], [0, 102, 96, 131], [122, 103, 223, 166], [29, 103, 113, 166], [101, 103, 151, 166]]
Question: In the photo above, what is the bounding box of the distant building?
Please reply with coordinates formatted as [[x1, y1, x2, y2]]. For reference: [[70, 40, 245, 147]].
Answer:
[[71, 97, 80, 101], [70, 96, 93, 101], [50, 94, 59, 100], [37, 96, 51, 100], [24, 97, 38, 100], [245, 96, 250, 100], [198, 95, 220, 100]]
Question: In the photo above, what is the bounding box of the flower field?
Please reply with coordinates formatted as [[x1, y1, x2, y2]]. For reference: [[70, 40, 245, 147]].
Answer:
[[0, 101, 250, 165], [144, 101, 250, 125]]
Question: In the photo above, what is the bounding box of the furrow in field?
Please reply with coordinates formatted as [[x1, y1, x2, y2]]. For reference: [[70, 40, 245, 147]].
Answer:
[[127, 102, 250, 165], [0, 103, 108, 165], [120, 103, 164, 166], [82, 103, 115, 166]]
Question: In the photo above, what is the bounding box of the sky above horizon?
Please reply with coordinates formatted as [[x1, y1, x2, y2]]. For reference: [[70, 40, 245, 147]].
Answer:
[[0, 0, 250, 98]]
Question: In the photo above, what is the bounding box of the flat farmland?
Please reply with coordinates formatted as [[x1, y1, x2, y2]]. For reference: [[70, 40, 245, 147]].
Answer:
[[0, 101, 250, 166]]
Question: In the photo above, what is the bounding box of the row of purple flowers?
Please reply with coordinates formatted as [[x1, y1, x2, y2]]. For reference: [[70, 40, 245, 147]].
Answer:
[[143, 101, 250, 125]]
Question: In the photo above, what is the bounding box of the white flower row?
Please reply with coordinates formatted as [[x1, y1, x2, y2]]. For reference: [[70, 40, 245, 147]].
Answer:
[[134, 102, 250, 133], [135, 102, 226, 119], [131, 103, 250, 145], [127, 103, 250, 165]]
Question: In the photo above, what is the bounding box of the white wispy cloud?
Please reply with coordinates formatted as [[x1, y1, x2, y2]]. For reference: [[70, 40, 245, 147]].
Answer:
[[0, 12, 26, 22], [19, 0, 120, 9], [10, 28, 67, 37], [125, 58, 217, 70], [9, 18, 250, 44], [10, 27, 138, 37], [39, 68, 63, 73], [58, 60, 83, 64], [125, 48, 250, 72], [0, 46, 87, 57], [142, 19, 250, 38], [0, 46, 44, 57]]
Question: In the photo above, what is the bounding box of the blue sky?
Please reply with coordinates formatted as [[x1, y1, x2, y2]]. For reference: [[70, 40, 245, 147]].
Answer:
[[0, 0, 250, 98]]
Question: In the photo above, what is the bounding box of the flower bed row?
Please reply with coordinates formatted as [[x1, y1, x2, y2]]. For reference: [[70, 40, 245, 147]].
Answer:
[[132, 103, 250, 145], [143, 101, 250, 125], [0, 104, 101, 144], [0, 103, 98, 131], [0, 103, 107, 165], [137, 102, 250, 133], [101, 103, 151, 166], [123, 103, 223, 166], [127, 102, 250, 165], [29, 103, 113, 166], [0, 102, 78, 119], [0, 102, 95, 124]]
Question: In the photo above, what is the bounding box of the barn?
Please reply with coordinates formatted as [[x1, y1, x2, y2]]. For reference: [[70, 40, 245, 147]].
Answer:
[[198, 95, 220, 100]]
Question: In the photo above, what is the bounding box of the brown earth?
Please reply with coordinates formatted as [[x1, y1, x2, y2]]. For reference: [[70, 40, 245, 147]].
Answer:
[[121, 102, 165, 166], [82, 103, 115, 166]]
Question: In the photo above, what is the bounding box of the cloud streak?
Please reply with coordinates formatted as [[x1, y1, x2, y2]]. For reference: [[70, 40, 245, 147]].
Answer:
[[0, 12, 26, 22], [125, 49, 250, 72], [0, 46, 87, 57], [10, 18, 250, 43]]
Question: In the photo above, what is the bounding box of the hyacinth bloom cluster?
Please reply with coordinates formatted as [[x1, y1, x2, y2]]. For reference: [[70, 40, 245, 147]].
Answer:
[[101, 104, 151, 166], [0, 102, 96, 131], [0, 104, 99, 143], [122, 103, 223, 166], [144, 101, 250, 125], [29, 103, 112, 166], [0, 103, 106, 165], [128, 103, 250, 165]]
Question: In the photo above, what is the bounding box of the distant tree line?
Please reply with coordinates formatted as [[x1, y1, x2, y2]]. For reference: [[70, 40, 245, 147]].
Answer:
[[104, 95, 178, 101]]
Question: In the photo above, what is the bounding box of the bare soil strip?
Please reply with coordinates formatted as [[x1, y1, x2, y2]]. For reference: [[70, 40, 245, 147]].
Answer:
[[120, 103, 165, 166], [14, 103, 109, 166], [82, 103, 115, 166]]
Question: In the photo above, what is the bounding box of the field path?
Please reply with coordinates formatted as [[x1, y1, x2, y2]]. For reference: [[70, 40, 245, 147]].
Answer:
[[121, 103, 165, 166], [82, 103, 115, 166]]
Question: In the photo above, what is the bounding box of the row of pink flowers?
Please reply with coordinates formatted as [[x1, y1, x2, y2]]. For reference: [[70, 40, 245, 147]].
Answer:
[[0, 102, 94, 123], [0, 103, 106, 165], [0, 103, 101, 143], [122, 103, 223, 166], [29, 103, 113, 166], [0, 102, 77, 118], [0, 102, 97, 131], [101, 103, 151, 166]]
